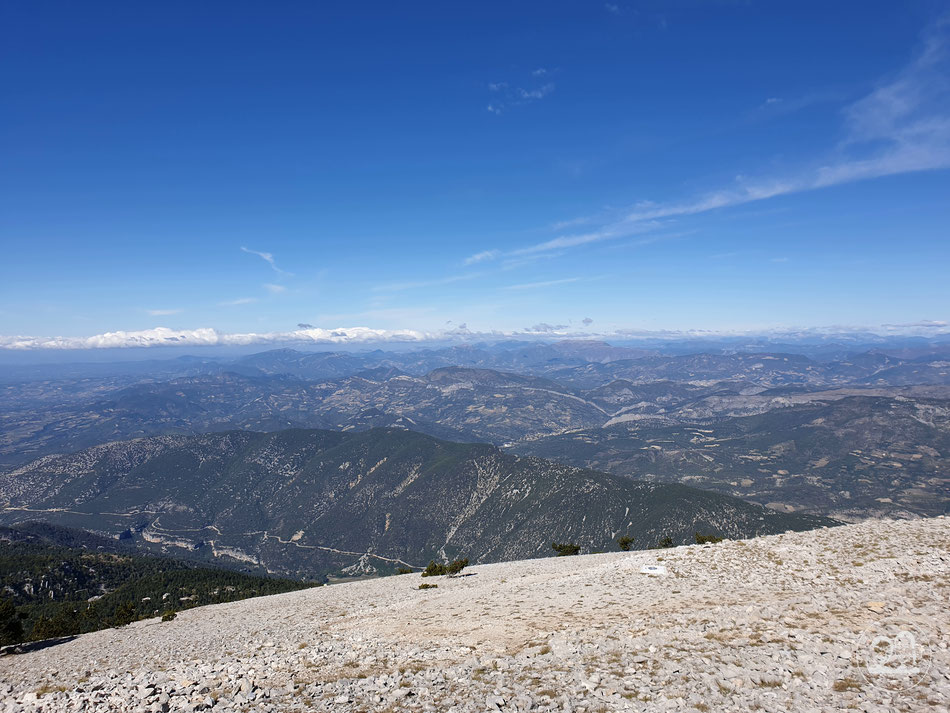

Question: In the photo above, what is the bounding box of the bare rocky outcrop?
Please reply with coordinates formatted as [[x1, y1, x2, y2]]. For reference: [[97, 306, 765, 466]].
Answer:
[[1, 516, 947, 712]]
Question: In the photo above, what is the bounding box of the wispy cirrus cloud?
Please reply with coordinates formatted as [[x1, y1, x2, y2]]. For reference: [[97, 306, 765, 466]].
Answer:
[[470, 16, 950, 262], [241, 246, 292, 275], [486, 70, 556, 114], [518, 83, 554, 101], [466, 221, 661, 266], [752, 90, 844, 119], [881, 319, 948, 329], [463, 249, 501, 265], [372, 272, 483, 292], [550, 215, 593, 231], [503, 277, 582, 290], [146, 309, 182, 316], [263, 283, 287, 294], [219, 297, 258, 306]]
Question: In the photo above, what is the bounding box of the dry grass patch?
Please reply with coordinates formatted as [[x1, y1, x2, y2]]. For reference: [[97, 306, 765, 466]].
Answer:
[[832, 677, 862, 692], [35, 684, 68, 697]]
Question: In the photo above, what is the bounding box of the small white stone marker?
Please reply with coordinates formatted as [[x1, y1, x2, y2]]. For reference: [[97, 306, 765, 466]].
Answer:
[[639, 564, 667, 576]]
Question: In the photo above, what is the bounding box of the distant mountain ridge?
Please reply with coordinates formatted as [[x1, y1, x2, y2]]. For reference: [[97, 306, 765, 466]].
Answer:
[[2, 343, 947, 525], [0, 428, 836, 579], [511, 394, 950, 520], [4, 354, 949, 469]]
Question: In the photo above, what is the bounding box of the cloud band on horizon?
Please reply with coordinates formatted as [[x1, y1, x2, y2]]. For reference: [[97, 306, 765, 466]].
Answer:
[[2, 321, 948, 350]]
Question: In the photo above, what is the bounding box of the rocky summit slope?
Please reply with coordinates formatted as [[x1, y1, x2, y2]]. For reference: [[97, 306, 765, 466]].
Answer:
[[1, 517, 947, 712]]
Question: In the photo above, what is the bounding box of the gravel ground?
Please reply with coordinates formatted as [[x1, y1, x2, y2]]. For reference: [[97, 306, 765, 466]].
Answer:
[[2, 517, 948, 712]]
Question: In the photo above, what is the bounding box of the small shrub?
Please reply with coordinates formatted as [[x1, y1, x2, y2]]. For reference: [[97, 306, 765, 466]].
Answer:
[[421, 558, 468, 577], [161, 610, 177, 622], [445, 558, 469, 575], [694, 533, 724, 545], [552, 542, 580, 557], [396, 567, 414, 575], [417, 583, 438, 590], [421, 560, 446, 577], [657, 537, 674, 549], [617, 535, 635, 551]]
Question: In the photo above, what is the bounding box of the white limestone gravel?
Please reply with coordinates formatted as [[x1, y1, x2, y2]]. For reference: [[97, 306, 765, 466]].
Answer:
[[1, 517, 948, 712]]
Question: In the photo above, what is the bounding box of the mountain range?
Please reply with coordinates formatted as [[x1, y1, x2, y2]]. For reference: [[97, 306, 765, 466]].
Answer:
[[511, 394, 950, 520], [0, 428, 834, 579], [2, 344, 948, 522]]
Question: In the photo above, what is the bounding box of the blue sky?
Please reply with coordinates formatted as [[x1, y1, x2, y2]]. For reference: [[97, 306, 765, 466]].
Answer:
[[1, 1, 949, 349]]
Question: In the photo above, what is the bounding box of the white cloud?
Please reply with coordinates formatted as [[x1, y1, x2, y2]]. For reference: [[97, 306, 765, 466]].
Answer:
[[372, 272, 482, 292], [525, 322, 570, 333], [550, 216, 592, 230], [263, 283, 287, 294], [605, 4, 621, 15], [503, 277, 582, 290], [508, 221, 660, 258], [0, 326, 436, 350], [881, 319, 948, 329], [241, 246, 292, 275], [473, 17, 950, 259], [146, 309, 182, 316], [219, 297, 258, 306], [3, 320, 949, 350], [463, 249, 501, 265], [485, 72, 556, 114], [623, 18, 950, 216], [518, 83, 555, 100]]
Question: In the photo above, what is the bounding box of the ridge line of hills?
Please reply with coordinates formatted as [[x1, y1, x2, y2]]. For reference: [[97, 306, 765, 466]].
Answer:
[[0, 427, 837, 580], [3, 346, 947, 520]]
